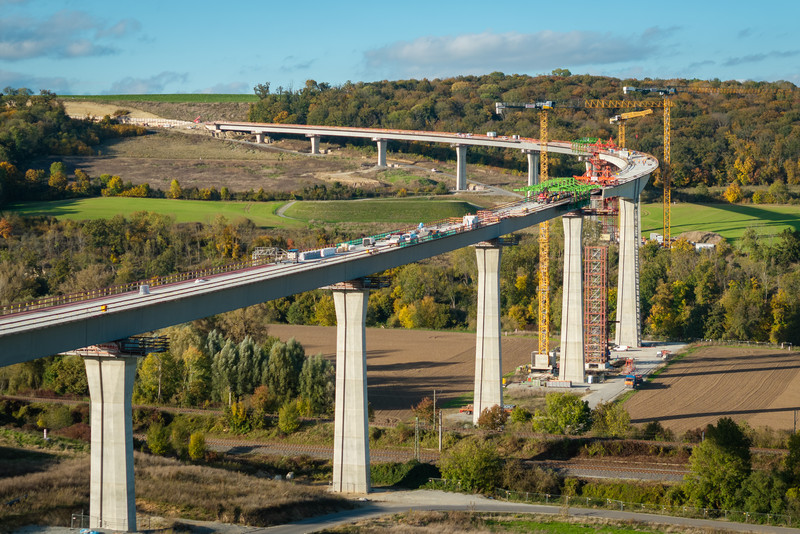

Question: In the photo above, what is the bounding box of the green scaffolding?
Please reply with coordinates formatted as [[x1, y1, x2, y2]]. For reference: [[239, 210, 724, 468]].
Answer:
[[571, 137, 599, 153], [513, 176, 596, 195]]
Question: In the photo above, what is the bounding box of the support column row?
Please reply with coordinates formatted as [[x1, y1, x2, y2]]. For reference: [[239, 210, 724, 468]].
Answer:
[[331, 288, 371, 494], [559, 215, 585, 383], [374, 138, 387, 167], [524, 150, 539, 187], [473, 243, 503, 425], [84, 356, 138, 532], [455, 145, 467, 190], [616, 197, 641, 348]]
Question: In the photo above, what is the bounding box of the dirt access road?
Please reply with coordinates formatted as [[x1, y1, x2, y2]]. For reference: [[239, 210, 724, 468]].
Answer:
[[625, 346, 800, 434]]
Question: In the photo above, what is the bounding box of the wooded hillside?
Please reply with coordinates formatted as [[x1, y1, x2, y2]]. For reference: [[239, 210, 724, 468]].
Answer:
[[249, 74, 800, 188]]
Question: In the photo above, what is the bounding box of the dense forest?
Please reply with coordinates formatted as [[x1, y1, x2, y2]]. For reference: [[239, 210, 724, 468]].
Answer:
[[249, 73, 800, 189]]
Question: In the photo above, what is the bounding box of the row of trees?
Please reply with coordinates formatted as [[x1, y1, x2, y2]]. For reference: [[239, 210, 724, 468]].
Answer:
[[249, 74, 800, 188]]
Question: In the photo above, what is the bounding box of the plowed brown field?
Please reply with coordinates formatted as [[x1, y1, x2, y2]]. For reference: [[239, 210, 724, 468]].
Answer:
[[625, 346, 800, 434], [266, 325, 537, 423]]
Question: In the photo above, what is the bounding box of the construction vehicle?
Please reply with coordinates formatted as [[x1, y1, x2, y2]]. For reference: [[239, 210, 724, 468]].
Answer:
[[459, 404, 474, 415], [624, 374, 642, 388]]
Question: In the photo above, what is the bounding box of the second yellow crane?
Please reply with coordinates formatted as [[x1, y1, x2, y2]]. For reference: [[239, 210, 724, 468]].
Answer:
[[609, 109, 653, 148]]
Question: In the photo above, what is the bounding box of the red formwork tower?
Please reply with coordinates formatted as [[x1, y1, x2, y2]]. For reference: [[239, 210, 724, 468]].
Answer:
[[584, 246, 609, 368]]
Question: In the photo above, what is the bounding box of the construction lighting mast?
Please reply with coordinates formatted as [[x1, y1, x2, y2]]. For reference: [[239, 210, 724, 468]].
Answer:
[[495, 100, 554, 357]]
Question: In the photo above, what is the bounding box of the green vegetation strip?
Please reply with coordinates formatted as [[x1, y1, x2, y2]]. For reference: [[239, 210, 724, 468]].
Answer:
[[61, 94, 258, 103], [285, 199, 477, 223], [640, 202, 800, 243], [4, 198, 300, 228]]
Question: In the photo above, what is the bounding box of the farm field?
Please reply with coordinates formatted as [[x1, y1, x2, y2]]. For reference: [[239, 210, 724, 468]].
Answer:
[[4, 197, 300, 228], [4, 197, 481, 229], [640, 202, 800, 243], [624, 346, 800, 434], [284, 199, 478, 224], [266, 325, 537, 422], [62, 94, 259, 103]]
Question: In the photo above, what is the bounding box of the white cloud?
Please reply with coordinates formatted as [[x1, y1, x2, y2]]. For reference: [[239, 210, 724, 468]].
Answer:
[[364, 29, 662, 78], [199, 81, 250, 94], [0, 10, 138, 60], [106, 72, 188, 94], [0, 69, 71, 93]]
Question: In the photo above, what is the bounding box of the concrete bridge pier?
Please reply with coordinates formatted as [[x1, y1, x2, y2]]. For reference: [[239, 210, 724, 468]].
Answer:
[[374, 138, 387, 167], [308, 134, 321, 154], [615, 197, 641, 348], [523, 150, 539, 187], [83, 356, 138, 531], [255, 133, 264, 144], [331, 283, 370, 494], [455, 145, 467, 190], [559, 214, 585, 383], [473, 241, 502, 424]]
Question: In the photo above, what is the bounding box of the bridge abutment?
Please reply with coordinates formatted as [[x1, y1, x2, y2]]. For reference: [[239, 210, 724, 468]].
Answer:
[[473, 242, 503, 424], [84, 356, 138, 532], [559, 214, 585, 383], [615, 198, 641, 347], [331, 286, 371, 494]]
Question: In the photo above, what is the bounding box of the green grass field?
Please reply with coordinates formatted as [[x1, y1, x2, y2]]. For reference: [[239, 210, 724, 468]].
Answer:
[[6, 198, 797, 239], [4, 198, 300, 228], [284, 199, 478, 223], [3, 197, 478, 228], [641, 202, 800, 243], [60, 94, 258, 103]]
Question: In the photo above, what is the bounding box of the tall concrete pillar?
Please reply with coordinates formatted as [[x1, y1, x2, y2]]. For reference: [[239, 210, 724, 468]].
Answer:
[[616, 197, 641, 348], [473, 242, 503, 425], [84, 356, 138, 532], [455, 145, 467, 190], [374, 138, 387, 167], [308, 135, 321, 154], [255, 133, 264, 144], [332, 288, 370, 494], [559, 215, 585, 383], [525, 151, 539, 187]]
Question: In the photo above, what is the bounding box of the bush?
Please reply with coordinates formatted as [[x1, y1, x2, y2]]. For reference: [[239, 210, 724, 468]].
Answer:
[[531, 393, 591, 435], [509, 406, 531, 423], [278, 400, 301, 434], [440, 438, 502, 493], [188, 432, 206, 461], [171, 423, 190, 458], [501, 458, 561, 494], [590, 401, 631, 438], [371, 460, 440, 488], [477, 405, 508, 431], [146, 422, 171, 455]]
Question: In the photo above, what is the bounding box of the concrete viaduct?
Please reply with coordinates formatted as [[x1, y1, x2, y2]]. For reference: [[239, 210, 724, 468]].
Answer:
[[0, 122, 656, 531], [208, 122, 556, 191]]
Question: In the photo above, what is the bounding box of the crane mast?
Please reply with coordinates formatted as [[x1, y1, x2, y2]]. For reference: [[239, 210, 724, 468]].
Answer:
[[495, 100, 553, 356]]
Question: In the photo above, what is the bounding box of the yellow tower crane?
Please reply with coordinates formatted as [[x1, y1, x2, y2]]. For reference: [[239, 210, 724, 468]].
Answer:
[[617, 84, 765, 247], [584, 96, 672, 245], [494, 100, 554, 357], [609, 108, 653, 148]]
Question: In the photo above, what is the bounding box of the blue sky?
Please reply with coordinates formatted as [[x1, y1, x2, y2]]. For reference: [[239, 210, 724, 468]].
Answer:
[[1, 0, 798, 95]]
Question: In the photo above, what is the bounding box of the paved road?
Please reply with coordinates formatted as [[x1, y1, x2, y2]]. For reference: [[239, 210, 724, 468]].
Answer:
[[149, 489, 799, 534]]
